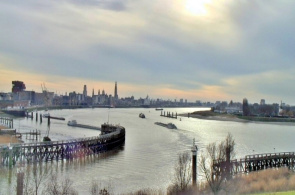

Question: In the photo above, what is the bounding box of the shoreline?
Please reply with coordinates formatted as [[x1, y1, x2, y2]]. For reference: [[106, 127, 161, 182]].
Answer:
[[180, 112, 295, 126]]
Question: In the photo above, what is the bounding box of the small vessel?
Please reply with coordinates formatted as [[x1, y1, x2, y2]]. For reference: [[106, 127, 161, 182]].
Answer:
[[2, 107, 26, 117], [67, 120, 77, 126], [139, 113, 145, 118], [42, 113, 50, 118], [154, 122, 177, 129], [155, 108, 164, 111]]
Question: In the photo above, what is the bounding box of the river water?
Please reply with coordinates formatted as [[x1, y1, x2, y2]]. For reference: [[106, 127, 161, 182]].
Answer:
[[1, 107, 295, 194]]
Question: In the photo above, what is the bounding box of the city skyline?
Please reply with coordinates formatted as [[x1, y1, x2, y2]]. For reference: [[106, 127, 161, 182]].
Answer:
[[1, 1, 295, 104]]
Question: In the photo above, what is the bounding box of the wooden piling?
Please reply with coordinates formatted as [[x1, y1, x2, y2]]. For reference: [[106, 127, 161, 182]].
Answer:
[[191, 139, 198, 187], [17, 171, 24, 195]]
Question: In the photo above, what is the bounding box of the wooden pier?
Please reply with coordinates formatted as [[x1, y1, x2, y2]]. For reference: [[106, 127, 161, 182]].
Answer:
[[0, 117, 13, 129], [21, 130, 41, 141], [212, 152, 295, 178], [160, 111, 177, 119], [0, 125, 125, 166]]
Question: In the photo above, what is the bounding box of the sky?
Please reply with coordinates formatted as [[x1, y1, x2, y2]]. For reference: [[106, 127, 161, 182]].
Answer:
[[0, 0, 295, 105]]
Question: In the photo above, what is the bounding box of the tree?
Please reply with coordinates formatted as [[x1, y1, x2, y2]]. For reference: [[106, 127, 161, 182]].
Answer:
[[45, 175, 78, 195], [168, 152, 192, 194], [199, 133, 235, 195]]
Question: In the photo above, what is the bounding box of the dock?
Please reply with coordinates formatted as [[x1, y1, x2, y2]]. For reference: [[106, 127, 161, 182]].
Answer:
[[160, 111, 177, 119], [67, 120, 101, 130], [0, 124, 125, 166]]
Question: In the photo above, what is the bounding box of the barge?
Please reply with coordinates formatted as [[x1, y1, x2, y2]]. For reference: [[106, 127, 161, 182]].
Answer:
[[154, 122, 177, 129], [67, 120, 101, 130]]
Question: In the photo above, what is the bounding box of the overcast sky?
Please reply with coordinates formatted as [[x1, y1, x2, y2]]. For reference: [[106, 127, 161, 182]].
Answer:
[[0, 0, 295, 104]]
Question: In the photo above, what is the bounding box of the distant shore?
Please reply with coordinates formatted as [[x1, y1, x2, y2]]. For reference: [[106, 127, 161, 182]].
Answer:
[[180, 111, 295, 126]]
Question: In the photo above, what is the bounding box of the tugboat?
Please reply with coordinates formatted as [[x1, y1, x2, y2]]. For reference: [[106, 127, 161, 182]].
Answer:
[[139, 113, 145, 118]]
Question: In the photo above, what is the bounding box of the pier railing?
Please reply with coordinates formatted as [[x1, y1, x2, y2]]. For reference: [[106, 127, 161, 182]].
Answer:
[[0, 127, 125, 166], [212, 152, 295, 178]]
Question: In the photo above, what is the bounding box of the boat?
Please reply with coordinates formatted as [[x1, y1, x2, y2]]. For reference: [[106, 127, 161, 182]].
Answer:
[[1, 108, 26, 117], [154, 122, 177, 129], [67, 120, 101, 130], [139, 113, 145, 118], [155, 108, 164, 111], [42, 113, 50, 118]]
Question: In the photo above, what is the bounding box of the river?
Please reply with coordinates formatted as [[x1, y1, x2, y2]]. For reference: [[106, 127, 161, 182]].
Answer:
[[1, 107, 295, 194]]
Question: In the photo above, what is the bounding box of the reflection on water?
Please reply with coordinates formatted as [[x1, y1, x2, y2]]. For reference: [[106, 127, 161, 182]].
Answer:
[[1, 107, 295, 194]]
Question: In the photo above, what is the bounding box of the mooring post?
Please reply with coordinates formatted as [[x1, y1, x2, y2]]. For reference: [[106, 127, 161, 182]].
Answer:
[[36, 112, 38, 122], [31, 112, 33, 120], [191, 139, 198, 187], [17, 167, 24, 195], [225, 146, 231, 180], [40, 114, 42, 123], [9, 146, 13, 168], [47, 116, 50, 127]]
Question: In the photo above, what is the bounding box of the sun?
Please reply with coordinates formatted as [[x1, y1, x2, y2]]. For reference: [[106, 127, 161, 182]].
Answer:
[[185, 0, 212, 16]]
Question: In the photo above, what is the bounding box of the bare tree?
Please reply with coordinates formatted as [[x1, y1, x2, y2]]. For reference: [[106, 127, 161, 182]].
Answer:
[[199, 133, 235, 195], [45, 174, 78, 195], [90, 180, 113, 195], [22, 163, 51, 195], [168, 152, 192, 194]]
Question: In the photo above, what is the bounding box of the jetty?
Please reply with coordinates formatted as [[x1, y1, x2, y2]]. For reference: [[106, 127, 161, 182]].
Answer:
[[67, 120, 101, 130], [43, 114, 65, 121], [212, 152, 295, 179], [160, 111, 177, 119], [0, 117, 13, 129], [0, 124, 125, 166]]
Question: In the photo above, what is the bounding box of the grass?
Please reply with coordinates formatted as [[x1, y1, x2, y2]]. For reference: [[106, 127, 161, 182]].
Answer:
[[232, 168, 295, 195], [251, 191, 295, 195]]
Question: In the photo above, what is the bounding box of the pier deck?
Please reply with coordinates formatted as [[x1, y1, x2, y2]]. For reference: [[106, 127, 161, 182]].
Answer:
[[0, 125, 125, 166]]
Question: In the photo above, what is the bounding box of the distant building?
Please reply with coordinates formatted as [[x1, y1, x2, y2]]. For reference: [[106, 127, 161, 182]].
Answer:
[[83, 85, 87, 101], [114, 81, 118, 100], [260, 99, 265, 105], [12, 81, 26, 93], [144, 95, 150, 106]]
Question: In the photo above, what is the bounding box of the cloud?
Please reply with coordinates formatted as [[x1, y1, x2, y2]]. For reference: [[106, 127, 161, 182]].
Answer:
[[1, 0, 295, 104]]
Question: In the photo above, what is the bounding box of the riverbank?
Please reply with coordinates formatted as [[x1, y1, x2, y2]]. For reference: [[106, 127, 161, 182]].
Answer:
[[180, 110, 295, 125], [179, 110, 247, 123]]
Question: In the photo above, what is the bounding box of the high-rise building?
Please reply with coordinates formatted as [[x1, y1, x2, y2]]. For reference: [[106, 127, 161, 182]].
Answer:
[[83, 85, 87, 97], [114, 81, 118, 100]]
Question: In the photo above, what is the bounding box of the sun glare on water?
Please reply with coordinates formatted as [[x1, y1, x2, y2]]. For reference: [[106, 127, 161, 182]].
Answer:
[[185, 0, 212, 16]]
